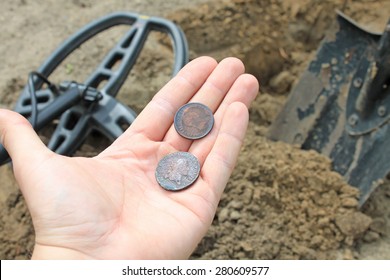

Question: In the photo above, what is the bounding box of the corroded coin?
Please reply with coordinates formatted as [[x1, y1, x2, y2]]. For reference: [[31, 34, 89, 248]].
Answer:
[[155, 151, 200, 191], [174, 103, 214, 140]]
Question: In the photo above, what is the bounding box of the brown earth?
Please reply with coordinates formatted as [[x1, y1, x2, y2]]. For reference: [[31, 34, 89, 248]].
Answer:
[[1, 0, 390, 259]]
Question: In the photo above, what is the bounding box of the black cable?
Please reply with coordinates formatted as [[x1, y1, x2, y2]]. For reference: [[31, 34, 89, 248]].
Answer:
[[27, 71, 57, 129], [1, 71, 54, 166]]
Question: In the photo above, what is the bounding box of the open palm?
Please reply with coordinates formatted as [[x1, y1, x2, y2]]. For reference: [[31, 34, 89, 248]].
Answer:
[[0, 57, 258, 259]]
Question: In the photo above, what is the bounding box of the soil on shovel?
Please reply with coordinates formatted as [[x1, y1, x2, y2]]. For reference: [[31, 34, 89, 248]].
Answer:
[[1, 0, 390, 259]]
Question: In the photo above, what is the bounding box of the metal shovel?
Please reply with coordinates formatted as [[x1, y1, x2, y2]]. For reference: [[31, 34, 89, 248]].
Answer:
[[268, 11, 390, 206]]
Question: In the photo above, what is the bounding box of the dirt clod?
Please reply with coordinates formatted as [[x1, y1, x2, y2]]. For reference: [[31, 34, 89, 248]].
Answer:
[[335, 212, 372, 236]]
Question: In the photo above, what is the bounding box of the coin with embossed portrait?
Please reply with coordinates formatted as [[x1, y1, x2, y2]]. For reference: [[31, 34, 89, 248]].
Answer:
[[174, 103, 214, 140], [155, 152, 200, 191]]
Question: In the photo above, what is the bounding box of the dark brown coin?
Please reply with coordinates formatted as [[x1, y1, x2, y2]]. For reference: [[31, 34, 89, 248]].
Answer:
[[174, 103, 214, 140], [155, 152, 200, 191]]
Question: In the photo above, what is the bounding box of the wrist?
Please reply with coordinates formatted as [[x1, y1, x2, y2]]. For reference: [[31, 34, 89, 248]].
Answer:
[[32, 243, 92, 260]]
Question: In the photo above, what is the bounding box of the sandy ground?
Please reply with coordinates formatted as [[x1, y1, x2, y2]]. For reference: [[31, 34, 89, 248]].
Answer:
[[1, 0, 390, 259]]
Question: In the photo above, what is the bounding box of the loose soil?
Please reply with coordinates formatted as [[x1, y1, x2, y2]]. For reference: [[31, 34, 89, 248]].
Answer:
[[1, 0, 390, 259]]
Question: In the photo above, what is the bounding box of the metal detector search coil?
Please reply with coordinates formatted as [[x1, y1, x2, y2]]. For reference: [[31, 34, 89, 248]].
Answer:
[[0, 12, 189, 165]]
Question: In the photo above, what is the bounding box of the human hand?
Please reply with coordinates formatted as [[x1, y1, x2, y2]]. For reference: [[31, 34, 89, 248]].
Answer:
[[0, 56, 259, 259]]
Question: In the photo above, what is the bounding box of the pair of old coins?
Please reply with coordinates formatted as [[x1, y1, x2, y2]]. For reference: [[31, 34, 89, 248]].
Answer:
[[155, 103, 214, 191]]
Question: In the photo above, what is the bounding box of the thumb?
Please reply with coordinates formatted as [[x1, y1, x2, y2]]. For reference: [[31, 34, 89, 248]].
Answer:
[[0, 109, 51, 170]]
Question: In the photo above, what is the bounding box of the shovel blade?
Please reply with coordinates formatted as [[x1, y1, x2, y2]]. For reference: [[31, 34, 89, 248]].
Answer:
[[268, 12, 390, 205]]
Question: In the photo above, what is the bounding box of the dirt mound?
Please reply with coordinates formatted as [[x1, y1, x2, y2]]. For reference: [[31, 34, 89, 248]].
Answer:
[[193, 126, 371, 259]]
